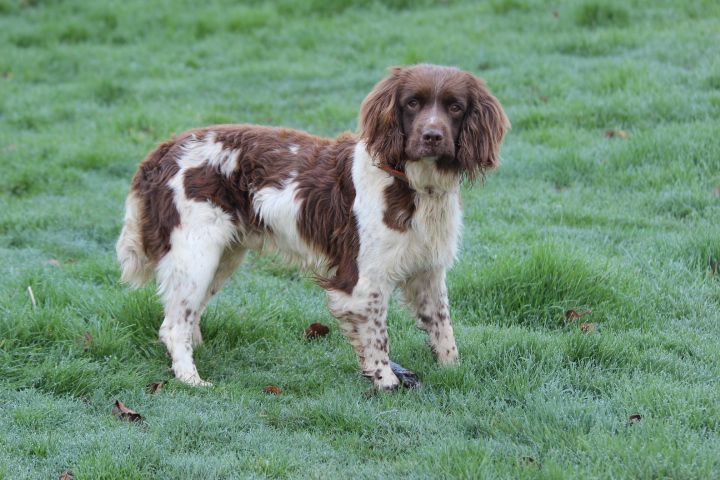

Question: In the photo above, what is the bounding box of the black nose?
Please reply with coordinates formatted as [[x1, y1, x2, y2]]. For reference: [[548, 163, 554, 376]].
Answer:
[[422, 128, 444, 145]]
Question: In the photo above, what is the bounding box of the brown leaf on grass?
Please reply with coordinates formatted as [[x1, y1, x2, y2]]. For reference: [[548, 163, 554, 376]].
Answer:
[[304, 322, 330, 339], [565, 309, 592, 320], [628, 413, 642, 424], [711, 260, 719, 276], [47, 259, 61, 267], [605, 129, 629, 139], [146, 381, 166, 394], [263, 385, 282, 395], [520, 456, 539, 468], [58, 470, 74, 480], [580, 322, 596, 333], [112, 400, 143, 422], [713, 185, 720, 196]]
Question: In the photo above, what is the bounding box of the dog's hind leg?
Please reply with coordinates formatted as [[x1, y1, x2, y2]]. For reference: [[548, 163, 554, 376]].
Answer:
[[192, 244, 247, 347], [155, 228, 230, 387]]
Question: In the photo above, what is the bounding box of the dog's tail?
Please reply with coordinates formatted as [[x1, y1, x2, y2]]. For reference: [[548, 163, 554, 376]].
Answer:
[[116, 192, 153, 287]]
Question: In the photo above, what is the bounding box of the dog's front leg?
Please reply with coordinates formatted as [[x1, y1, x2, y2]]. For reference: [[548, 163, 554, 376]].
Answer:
[[401, 269, 459, 364], [328, 284, 401, 390]]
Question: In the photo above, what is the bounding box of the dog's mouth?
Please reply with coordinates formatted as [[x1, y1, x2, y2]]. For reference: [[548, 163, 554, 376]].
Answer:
[[407, 144, 455, 162], [408, 149, 455, 164]]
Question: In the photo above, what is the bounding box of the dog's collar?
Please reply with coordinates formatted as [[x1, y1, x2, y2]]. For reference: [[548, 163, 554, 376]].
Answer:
[[375, 162, 410, 183]]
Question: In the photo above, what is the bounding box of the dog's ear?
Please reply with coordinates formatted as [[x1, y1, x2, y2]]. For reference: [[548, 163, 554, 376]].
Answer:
[[359, 67, 405, 169], [456, 73, 509, 181]]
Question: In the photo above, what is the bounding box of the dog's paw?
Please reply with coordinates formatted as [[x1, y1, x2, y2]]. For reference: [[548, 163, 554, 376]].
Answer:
[[363, 367, 400, 391], [175, 372, 213, 387]]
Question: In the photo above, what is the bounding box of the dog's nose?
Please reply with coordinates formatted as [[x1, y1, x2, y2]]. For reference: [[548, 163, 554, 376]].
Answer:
[[422, 128, 444, 145]]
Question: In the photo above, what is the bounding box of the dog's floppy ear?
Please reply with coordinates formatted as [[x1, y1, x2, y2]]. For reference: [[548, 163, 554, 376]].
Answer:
[[359, 67, 405, 169], [457, 73, 509, 181]]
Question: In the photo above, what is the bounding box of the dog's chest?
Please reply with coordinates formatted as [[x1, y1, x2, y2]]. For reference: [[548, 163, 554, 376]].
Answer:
[[366, 192, 461, 279]]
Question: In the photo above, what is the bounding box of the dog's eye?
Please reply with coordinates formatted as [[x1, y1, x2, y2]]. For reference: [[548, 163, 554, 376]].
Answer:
[[406, 99, 419, 109], [449, 103, 463, 114]]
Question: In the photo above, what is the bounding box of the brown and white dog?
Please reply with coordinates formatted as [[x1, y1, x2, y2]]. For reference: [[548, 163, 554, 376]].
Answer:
[[116, 64, 508, 390]]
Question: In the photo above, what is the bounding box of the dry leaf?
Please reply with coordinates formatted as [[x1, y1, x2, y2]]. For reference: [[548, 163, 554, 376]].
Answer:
[[304, 322, 330, 339], [713, 185, 720, 196], [520, 456, 538, 467], [112, 400, 143, 422], [605, 129, 629, 139], [552, 10, 559, 18], [263, 385, 282, 395], [711, 260, 719, 276], [146, 381, 166, 394], [58, 470, 74, 480], [47, 259, 61, 267], [580, 322, 596, 333], [628, 413, 642, 424], [565, 309, 592, 320]]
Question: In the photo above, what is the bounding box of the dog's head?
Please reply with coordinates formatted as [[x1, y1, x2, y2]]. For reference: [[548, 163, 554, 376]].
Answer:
[[359, 64, 509, 182]]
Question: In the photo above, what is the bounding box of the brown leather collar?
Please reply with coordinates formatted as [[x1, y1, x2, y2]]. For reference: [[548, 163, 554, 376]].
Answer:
[[376, 162, 409, 183]]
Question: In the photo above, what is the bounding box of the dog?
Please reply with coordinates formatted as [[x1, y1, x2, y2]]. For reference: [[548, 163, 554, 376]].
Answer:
[[116, 64, 508, 390]]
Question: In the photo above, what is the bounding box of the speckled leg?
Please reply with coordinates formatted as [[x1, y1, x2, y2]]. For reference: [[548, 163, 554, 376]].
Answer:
[[328, 281, 400, 390], [401, 269, 459, 364]]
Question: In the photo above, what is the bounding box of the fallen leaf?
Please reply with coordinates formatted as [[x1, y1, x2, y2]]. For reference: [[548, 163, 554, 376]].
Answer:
[[520, 456, 539, 467], [628, 413, 642, 424], [112, 400, 143, 422], [565, 309, 592, 320], [713, 186, 720, 196], [552, 11, 559, 17], [58, 470, 74, 480], [304, 322, 330, 339], [263, 385, 282, 395], [146, 381, 166, 394], [711, 260, 719, 275], [580, 322, 596, 333], [47, 259, 61, 267], [605, 129, 629, 139]]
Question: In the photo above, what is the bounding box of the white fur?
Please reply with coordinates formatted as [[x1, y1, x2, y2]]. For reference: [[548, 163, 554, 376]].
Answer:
[[116, 192, 152, 286], [252, 174, 325, 270]]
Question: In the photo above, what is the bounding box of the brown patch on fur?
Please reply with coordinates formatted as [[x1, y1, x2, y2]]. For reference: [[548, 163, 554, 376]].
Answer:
[[295, 134, 360, 294], [382, 178, 416, 231], [175, 125, 361, 294], [130, 136, 187, 262], [183, 125, 309, 229]]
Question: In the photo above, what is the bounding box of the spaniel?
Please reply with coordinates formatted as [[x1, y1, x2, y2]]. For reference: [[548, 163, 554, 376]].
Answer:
[[116, 64, 509, 390]]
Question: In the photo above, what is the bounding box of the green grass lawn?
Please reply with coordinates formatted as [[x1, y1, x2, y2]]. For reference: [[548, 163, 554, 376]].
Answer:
[[1, 0, 719, 478]]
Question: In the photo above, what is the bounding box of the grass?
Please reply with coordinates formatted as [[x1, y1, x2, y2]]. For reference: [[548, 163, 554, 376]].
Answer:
[[1, 0, 719, 478]]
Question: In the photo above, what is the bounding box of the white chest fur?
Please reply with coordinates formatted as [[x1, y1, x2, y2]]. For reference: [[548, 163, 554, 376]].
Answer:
[[352, 142, 462, 285]]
